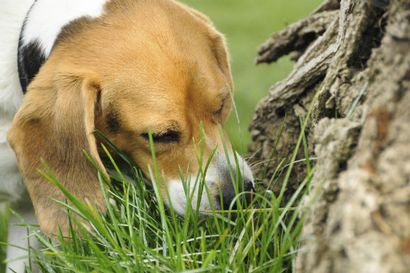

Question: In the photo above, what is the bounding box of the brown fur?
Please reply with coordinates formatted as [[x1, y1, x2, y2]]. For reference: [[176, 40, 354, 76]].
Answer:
[[8, 0, 234, 236]]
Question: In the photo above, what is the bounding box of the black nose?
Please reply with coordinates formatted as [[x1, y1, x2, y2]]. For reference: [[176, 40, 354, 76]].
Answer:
[[218, 178, 255, 210]]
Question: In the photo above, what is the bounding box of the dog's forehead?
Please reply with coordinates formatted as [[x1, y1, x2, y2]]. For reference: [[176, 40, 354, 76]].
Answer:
[[103, 61, 227, 109], [101, 68, 227, 135]]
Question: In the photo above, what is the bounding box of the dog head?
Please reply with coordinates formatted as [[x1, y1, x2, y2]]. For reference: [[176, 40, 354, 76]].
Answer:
[[8, 0, 254, 235]]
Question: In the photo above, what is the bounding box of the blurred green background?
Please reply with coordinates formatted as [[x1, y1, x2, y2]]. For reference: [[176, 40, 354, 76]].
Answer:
[[180, 0, 322, 153]]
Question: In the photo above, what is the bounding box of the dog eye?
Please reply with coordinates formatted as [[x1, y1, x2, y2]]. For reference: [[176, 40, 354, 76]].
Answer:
[[213, 94, 229, 117], [141, 130, 180, 143], [213, 104, 224, 116]]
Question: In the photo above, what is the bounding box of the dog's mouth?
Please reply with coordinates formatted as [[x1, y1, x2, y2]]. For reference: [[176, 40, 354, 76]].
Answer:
[[165, 178, 255, 216], [162, 152, 255, 216]]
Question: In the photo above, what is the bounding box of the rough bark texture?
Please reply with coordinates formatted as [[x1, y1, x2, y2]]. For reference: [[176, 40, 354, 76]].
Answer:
[[249, 0, 410, 272]]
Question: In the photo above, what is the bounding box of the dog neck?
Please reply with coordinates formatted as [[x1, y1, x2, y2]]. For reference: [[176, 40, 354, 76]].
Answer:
[[17, 0, 108, 92]]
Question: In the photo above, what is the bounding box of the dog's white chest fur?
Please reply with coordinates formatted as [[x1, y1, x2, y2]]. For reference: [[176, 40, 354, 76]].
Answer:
[[0, 0, 108, 202]]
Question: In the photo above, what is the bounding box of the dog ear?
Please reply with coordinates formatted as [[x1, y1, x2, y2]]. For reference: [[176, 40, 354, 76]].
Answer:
[[209, 32, 233, 91], [8, 67, 107, 236], [183, 5, 233, 91]]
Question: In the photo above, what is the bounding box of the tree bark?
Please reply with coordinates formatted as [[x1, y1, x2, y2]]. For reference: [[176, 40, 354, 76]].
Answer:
[[249, 0, 410, 272]]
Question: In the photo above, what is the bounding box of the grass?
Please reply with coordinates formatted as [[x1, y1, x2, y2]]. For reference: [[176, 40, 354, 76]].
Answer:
[[1, 125, 315, 273], [20, 127, 314, 273], [0, 204, 9, 273]]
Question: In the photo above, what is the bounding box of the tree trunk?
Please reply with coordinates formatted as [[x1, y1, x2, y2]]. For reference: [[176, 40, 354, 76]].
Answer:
[[249, 0, 410, 272]]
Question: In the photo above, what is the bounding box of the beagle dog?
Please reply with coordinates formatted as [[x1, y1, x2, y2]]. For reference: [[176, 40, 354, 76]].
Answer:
[[1, 0, 254, 271]]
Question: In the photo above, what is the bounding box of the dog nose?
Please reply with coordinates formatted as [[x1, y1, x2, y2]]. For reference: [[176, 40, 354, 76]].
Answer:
[[243, 179, 255, 204], [219, 178, 255, 210]]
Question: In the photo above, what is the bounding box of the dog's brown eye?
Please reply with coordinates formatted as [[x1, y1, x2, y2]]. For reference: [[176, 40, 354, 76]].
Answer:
[[213, 104, 224, 116], [141, 130, 180, 143], [213, 93, 230, 118]]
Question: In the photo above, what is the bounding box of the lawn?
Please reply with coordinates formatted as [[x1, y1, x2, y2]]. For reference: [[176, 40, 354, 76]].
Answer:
[[181, 0, 322, 153], [21, 131, 314, 273]]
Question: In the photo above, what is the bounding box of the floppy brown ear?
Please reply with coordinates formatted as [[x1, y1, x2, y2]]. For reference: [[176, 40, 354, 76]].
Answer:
[[8, 68, 107, 236], [182, 4, 233, 90], [210, 32, 234, 91]]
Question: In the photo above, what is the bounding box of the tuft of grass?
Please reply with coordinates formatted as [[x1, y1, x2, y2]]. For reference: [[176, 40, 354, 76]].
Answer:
[[0, 203, 9, 273], [19, 128, 314, 273]]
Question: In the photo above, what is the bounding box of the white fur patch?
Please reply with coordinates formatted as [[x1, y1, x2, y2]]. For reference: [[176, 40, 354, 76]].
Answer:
[[21, 0, 109, 56], [6, 204, 39, 273], [0, 0, 34, 202], [0, 3, 37, 272], [166, 168, 218, 215], [165, 152, 254, 214], [0, 0, 32, 114], [227, 151, 255, 187]]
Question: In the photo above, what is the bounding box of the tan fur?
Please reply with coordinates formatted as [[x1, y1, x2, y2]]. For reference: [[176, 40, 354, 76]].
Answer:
[[8, 0, 234, 236]]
